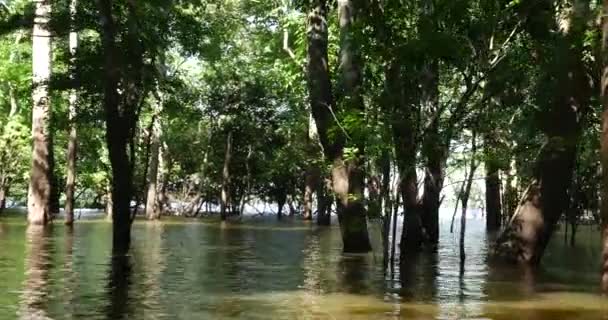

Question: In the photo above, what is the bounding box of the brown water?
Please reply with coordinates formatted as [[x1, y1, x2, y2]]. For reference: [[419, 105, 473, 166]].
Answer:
[[0, 214, 606, 319]]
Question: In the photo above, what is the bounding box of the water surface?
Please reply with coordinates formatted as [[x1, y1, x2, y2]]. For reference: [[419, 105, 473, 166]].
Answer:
[[0, 214, 606, 319]]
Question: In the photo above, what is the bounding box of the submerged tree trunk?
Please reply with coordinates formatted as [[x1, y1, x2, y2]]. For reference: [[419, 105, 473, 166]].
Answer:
[[600, 0, 608, 292], [145, 96, 163, 220], [27, 0, 53, 225], [485, 138, 502, 232], [333, 0, 371, 253], [97, 0, 143, 255], [419, 59, 444, 247], [64, 0, 78, 226], [303, 169, 315, 220], [220, 131, 232, 221], [277, 193, 286, 220], [460, 133, 478, 263], [316, 178, 332, 226], [495, 0, 590, 266]]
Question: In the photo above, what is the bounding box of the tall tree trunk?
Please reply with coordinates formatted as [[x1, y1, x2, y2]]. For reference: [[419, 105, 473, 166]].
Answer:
[[496, 1, 589, 265], [460, 133, 478, 263], [156, 142, 168, 214], [64, 0, 78, 226], [27, 0, 53, 225], [387, 61, 422, 253], [307, 0, 335, 229], [419, 60, 443, 247], [485, 137, 502, 232], [145, 96, 163, 220], [600, 0, 608, 292], [334, 0, 371, 253], [220, 130, 232, 221], [97, 0, 142, 255]]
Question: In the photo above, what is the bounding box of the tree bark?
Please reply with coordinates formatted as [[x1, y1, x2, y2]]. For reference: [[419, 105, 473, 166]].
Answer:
[[64, 0, 78, 226], [485, 138, 502, 232], [220, 130, 232, 221], [600, 0, 608, 292], [27, 0, 53, 225]]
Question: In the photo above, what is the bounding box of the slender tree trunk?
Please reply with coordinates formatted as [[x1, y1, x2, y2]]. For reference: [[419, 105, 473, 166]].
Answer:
[[303, 116, 319, 221], [306, 0, 333, 229], [145, 96, 163, 220], [220, 131, 232, 221], [303, 171, 314, 220], [156, 142, 168, 214], [316, 178, 332, 225], [27, 0, 53, 225], [600, 0, 608, 292], [460, 133, 478, 263], [485, 138, 502, 232], [0, 183, 7, 213], [64, 0, 79, 226], [105, 184, 113, 221]]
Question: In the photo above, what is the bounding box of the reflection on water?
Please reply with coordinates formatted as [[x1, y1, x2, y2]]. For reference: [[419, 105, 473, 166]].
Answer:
[[0, 216, 606, 319]]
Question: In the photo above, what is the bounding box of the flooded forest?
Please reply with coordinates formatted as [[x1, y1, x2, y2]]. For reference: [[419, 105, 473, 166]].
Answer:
[[2, 0, 608, 319]]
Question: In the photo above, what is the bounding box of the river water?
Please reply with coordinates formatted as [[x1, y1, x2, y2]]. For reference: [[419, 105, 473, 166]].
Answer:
[[0, 213, 606, 319]]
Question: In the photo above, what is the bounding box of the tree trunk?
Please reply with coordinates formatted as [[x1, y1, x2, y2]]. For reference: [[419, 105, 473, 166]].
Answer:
[[27, 0, 53, 226], [387, 61, 422, 253], [97, 0, 142, 255], [600, 0, 608, 292], [460, 133, 478, 263], [419, 60, 443, 247], [316, 178, 332, 226], [105, 184, 113, 221], [485, 138, 502, 232], [303, 174, 314, 220], [145, 97, 163, 221], [496, 0, 589, 266], [220, 131, 232, 221], [64, 0, 78, 226], [334, 0, 371, 253], [0, 184, 7, 213], [303, 116, 320, 221], [277, 194, 286, 220], [156, 142, 168, 214]]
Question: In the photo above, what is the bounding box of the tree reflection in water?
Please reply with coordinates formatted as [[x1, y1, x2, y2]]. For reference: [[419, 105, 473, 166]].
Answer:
[[19, 225, 52, 320]]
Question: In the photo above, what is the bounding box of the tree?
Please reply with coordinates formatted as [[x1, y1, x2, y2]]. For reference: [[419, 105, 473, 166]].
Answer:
[[601, 0, 608, 292], [27, 0, 53, 225], [64, 0, 78, 225], [495, 0, 592, 265]]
